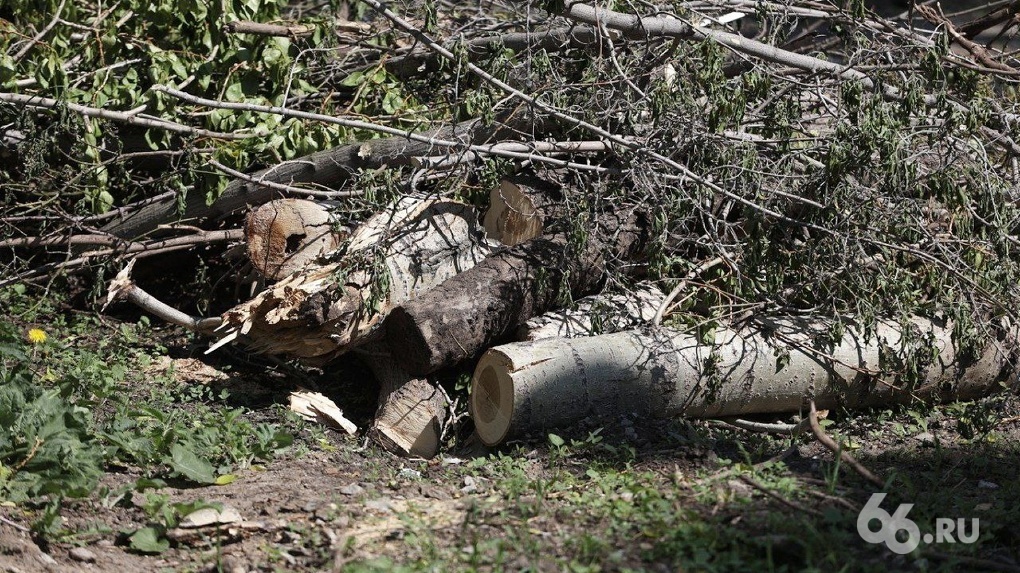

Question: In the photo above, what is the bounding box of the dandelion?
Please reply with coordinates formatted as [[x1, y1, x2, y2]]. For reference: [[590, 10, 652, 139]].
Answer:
[[27, 328, 47, 344]]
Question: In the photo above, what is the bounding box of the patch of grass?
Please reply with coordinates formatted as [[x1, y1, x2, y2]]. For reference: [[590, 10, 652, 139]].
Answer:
[[0, 285, 296, 535]]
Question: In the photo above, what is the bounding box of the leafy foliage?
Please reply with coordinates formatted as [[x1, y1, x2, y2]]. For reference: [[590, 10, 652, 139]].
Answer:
[[0, 286, 294, 532], [0, 321, 104, 502]]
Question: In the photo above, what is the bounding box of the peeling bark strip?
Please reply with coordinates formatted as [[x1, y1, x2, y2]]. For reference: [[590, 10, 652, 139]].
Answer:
[[214, 196, 495, 361], [384, 209, 650, 375], [471, 318, 1017, 446]]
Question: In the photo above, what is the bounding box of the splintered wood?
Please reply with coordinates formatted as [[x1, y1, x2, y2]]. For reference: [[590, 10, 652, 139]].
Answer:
[[211, 196, 496, 361]]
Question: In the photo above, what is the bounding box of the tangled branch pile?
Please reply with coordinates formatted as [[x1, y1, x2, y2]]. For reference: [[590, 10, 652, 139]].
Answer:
[[3, 0, 1020, 449]]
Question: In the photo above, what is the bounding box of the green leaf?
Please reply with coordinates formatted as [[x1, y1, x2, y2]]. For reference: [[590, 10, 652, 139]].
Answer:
[[340, 71, 364, 87], [169, 444, 215, 484], [225, 82, 245, 102], [775, 350, 790, 373], [129, 526, 169, 554], [548, 433, 564, 447], [214, 474, 236, 486]]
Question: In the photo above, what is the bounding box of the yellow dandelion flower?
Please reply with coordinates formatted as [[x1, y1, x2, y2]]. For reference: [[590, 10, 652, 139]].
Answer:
[[27, 328, 47, 344]]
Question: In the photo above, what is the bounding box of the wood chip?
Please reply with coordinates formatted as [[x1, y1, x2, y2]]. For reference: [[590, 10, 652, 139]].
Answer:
[[179, 506, 243, 529], [289, 390, 358, 435]]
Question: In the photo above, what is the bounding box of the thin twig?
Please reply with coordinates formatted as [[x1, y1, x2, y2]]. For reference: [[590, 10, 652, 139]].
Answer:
[[808, 400, 885, 489], [652, 256, 725, 325], [717, 416, 809, 436], [739, 474, 823, 517], [207, 159, 364, 199], [154, 85, 616, 173], [0, 92, 247, 140], [0, 229, 244, 288], [0, 514, 31, 533], [12, 0, 68, 61]]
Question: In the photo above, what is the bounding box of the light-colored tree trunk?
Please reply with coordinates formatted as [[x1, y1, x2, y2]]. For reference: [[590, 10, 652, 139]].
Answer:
[[471, 317, 1015, 445]]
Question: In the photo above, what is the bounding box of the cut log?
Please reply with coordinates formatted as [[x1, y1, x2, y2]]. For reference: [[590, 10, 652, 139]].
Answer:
[[370, 376, 448, 458], [384, 207, 650, 376], [245, 199, 343, 280], [356, 340, 448, 458], [482, 170, 566, 246], [213, 195, 495, 361], [470, 318, 1017, 446], [516, 281, 665, 340]]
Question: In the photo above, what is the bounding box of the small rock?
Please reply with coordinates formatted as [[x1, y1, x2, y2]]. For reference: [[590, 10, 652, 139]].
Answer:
[[313, 503, 338, 521], [219, 554, 247, 573], [339, 483, 364, 496], [461, 476, 478, 494], [914, 432, 935, 443], [398, 468, 422, 480], [978, 480, 1000, 489], [179, 506, 243, 529], [420, 485, 452, 500], [36, 552, 57, 566], [364, 499, 392, 513], [69, 547, 97, 563], [441, 457, 464, 466]]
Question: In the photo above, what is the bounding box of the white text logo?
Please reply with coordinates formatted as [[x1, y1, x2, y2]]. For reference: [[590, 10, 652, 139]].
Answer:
[[857, 493, 979, 554]]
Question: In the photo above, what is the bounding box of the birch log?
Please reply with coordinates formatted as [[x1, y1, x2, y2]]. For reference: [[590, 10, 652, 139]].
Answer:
[[471, 317, 1017, 445], [213, 196, 496, 361], [517, 282, 666, 341]]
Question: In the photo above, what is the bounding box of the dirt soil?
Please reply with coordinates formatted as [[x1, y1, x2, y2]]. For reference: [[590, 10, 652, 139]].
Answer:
[[2, 344, 1020, 573]]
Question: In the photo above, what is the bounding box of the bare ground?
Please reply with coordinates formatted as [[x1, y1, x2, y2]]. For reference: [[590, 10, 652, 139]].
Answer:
[[2, 331, 1020, 573]]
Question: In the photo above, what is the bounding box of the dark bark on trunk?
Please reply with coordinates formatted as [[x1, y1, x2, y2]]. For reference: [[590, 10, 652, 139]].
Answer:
[[383, 209, 650, 375]]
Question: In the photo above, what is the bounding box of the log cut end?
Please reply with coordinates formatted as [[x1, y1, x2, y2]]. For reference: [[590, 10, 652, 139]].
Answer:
[[245, 199, 341, 280], [470, 351, 515, 446], [371, 377, 449, 458]]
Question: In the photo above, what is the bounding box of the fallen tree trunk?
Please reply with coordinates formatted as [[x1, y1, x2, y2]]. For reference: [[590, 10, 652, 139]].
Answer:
[[213, 195, 495, 361], [384, 208, 651, 375], [470, 317, 1017, 445], [517, 281, 665, 341], [101, 113, 544, 241]]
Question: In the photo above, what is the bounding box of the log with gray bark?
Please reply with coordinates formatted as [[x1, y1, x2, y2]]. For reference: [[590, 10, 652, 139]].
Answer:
[[470, 317, 1018, 445], [383, 207, 651, 376], [212, 195, 496, 361], [101, 113, 545, 241]]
